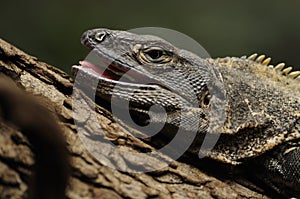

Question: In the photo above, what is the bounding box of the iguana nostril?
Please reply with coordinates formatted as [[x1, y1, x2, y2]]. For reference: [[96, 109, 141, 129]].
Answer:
[[95, 32, 106, 42]]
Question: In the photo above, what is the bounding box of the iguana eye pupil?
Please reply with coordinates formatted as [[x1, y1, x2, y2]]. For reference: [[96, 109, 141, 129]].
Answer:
[[139, 47, 173, 64], [146, 49, 164, 60]]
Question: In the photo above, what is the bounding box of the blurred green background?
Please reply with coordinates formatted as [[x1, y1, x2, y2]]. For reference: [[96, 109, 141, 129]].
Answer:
[[1, 0, 300, 73]]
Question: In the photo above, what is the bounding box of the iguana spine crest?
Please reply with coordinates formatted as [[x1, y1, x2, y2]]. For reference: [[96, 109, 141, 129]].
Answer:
[[247, 53, 300, 79]]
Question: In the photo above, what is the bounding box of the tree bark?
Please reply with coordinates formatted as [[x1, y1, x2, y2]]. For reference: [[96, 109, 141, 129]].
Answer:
[[0, 38, 269, 199]]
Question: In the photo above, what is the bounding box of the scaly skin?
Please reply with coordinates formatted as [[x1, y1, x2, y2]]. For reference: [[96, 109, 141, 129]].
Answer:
[[72, 28, 300, 197]]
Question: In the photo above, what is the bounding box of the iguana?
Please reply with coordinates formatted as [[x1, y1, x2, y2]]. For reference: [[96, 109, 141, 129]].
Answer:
[[72, 28, 300, 198]]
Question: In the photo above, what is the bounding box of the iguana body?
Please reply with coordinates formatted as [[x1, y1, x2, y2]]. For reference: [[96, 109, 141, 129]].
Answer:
[[72, 28, 300, 198]]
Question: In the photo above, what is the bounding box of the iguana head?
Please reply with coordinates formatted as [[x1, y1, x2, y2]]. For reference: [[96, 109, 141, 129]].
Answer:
[[76, 28, 219, 107]]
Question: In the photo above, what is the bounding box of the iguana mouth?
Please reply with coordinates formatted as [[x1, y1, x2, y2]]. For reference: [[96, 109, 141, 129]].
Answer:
[[77, 60, 129, 81], [72, 53, 156, 87], [73, 60, 143, 84]]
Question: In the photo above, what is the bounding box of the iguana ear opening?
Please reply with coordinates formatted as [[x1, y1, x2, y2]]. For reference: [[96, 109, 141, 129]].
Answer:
[[200, 89, 211, 108]]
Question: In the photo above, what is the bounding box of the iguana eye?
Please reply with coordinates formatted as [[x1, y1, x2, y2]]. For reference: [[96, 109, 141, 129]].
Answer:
[[140, 47, 173, 64]]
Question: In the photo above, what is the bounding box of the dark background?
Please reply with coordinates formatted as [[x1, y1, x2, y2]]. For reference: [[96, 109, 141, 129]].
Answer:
[[1, 1, 300, 73]]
